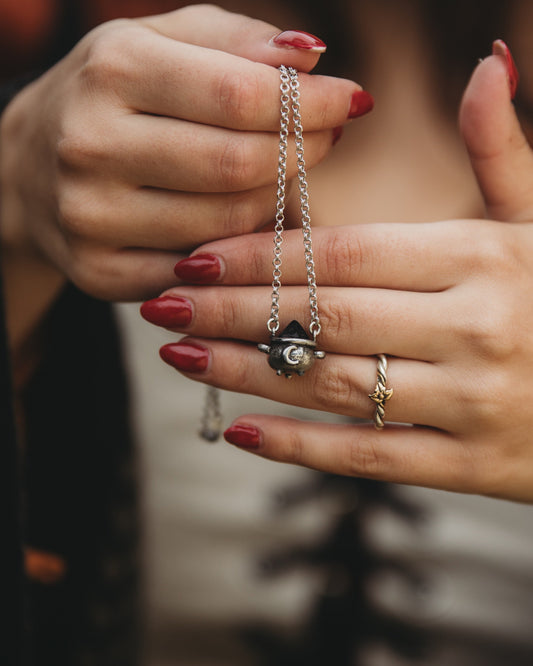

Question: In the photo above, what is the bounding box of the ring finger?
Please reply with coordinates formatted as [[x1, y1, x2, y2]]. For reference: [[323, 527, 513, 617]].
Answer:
[[159, 337, 464, 431]]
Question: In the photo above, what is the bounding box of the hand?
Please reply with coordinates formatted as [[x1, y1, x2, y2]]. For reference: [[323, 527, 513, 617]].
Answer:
[[142, 44, 533, 502], [0, 4, 362, 302]]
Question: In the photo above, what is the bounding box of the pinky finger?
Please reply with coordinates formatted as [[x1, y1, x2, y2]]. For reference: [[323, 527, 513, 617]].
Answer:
[[224, 415, 479, 495]]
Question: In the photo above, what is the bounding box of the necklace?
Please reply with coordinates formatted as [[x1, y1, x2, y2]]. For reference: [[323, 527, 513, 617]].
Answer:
[[257, 65, 325, 378], [200, 65, 325, 440]]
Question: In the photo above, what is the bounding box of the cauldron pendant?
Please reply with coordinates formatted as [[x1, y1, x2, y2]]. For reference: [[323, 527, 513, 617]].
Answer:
[[258, 320, 326, 378]]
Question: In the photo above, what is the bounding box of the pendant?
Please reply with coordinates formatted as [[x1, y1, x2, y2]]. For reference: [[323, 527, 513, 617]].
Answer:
[[258, 320, 326, 378]]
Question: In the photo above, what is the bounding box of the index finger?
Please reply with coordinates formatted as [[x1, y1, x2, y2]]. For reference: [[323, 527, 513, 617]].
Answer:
[[113, 30, 359, 131], [175, 221, 494, 291]]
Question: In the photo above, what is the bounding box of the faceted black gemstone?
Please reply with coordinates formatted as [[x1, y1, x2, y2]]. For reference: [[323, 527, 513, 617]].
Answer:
[[279, 320, 309, 340]]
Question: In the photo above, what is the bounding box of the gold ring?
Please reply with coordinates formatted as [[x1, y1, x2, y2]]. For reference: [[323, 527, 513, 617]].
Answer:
[[368, 354, 393, 429]]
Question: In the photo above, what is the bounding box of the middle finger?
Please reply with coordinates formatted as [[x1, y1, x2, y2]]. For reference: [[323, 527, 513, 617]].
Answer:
[[146, 285, 453, 362]]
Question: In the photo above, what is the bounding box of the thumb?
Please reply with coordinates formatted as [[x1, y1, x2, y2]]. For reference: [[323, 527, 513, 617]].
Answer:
[[459, 40, 533, 222], [141, 4, 325, 73]]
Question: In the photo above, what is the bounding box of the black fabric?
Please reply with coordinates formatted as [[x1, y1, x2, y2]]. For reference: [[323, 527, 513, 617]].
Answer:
[[0, 267, 27, 666], [0, 2, 141, 663], [21, 286, 140, 666]]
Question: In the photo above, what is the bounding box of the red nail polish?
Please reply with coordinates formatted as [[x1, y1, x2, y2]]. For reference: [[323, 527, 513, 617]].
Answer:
[[271, 30, 327, 53], [492, 39, 519, 100], [159, 341, 209, 373], [332, 125, 344, 146], [140, 295, 192, 328], [174, 254, 221, 283], [224, 424, 261, 449], [348, 90, 374, 119]]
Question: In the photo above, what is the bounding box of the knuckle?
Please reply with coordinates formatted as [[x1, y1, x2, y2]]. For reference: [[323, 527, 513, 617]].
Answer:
[[309, 363, 356, 413], [220, 191, 265, 237], [455, 297, 520, 362], [457, 368, 510, 428], [216, 134, 257, 190], [68, 244, 118, 299], [472, 443, 505, 496], [56, 179, 111, 239], [315, 90, 334, 129], [451, 438, 483, 490], [215, 70, 262, 128], [213, 291, 243, 334], [284, 430, 305, 465], [81, 22, 135, 90], [56, 181, 92, 237], [318, 297, 348, 342], [467, 223, 520, 277], [176, 4, 224, 20], [348, 433, 385, 478], [322, 229, 363, 284], [56, 131, 101, 171]]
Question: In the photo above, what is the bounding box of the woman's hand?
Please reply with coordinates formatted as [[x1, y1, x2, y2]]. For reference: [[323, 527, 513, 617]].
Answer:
[[141, 44, 533, 502], [0, 4, 362, 303]]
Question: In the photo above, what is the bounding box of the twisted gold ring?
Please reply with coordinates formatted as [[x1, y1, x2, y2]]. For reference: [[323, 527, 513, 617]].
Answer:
[[368, 354, 393, 429]]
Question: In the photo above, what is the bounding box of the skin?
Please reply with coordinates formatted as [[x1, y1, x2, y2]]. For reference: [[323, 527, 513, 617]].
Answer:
[[4, 2, 533, 502], [150, 17, 533, 503], [0, 4, 359, 366]]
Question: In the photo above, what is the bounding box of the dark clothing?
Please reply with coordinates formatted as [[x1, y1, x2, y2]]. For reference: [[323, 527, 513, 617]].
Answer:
[[1, 280, 140, 666], [1, 5, 140, 662]]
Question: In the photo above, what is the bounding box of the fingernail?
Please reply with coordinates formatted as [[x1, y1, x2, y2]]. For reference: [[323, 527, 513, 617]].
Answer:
[[492, 39, 519, 100], [270, 30, 327, 53], [140, 295, 192, 328], [159, 341, 209, 373], [348, 90, 374, 119], [332, 125, 344, 146], [174, 254, 221, 283], [224, 424, 262, 449]]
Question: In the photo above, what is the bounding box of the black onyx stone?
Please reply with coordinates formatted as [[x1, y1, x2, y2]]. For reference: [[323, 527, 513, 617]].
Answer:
[[279, 320, 309, 340]]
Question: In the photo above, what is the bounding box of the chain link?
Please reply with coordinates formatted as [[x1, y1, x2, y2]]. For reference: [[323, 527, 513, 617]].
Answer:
[[267, 65, 291, 335], [267, 65, 321, 340]]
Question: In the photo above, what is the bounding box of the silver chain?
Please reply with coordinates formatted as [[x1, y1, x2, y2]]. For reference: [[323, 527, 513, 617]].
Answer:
[[199, 385, 222, 442], [267, 65, 321, 340]]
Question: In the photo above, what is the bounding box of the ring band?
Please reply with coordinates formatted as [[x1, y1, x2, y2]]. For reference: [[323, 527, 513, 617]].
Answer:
[[369, 354, 393, 429]]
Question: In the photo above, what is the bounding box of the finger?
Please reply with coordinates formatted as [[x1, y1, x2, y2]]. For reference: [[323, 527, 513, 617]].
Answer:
[[71, 184, 277, 250], [222, 415, 480, 495], [107, 25, 359, 131], [150, 285, 449, 362], [459, 42, 533, 222], [176, 221, 494, 291], [158, 338, 463, 431], [66, 245, 182, 301], [140, 5, 326, 71], [109, 115, 334, 192]]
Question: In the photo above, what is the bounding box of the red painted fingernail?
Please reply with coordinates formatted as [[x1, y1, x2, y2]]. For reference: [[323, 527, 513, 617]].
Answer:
[[174, 254, 221, 283], [159, 341, 209, 373], [140, 295, 192, 328], [224, 424, 261, 449], [348, 90, 374, 119], [332, 125, 344, 146], [492, 39, 519, 100], [271, 30, 327, 53]]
